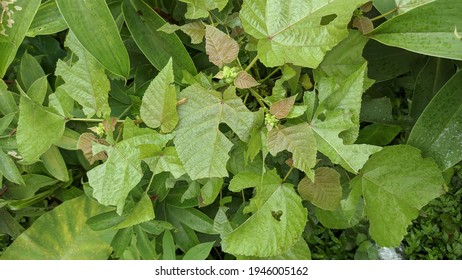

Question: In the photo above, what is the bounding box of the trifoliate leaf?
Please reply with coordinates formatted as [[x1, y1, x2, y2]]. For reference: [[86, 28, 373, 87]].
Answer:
[[88, 120, 172, 214], [140, 58, 178, 133], [222, 170, 307, 257], [113, 193, 155, 229], [297, 167, 341, 210], [174, 85, 255, 180], [17, 95, 66, 163], [180, 0, 229, 19], [234, 71, 259, 89], [240, 0, 369, 67], [267, 123, 316, 181], [205, 25, 239, 68], [55, 32, 111, 118], [351, 145, 445, 247]]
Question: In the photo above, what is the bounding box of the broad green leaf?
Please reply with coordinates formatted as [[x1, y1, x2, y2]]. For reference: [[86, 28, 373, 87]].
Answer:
[[351, 145, 444, 247], [17, 95, 66, 163], [48, 87, 74, 118], [180, 0, 228, 19], [312, 110, 381, 174], [360, 97, 394, 124], [162, 230, 176, 260], [240, 0, 368, 68], [410, 57, 455, 120], [133, 225, 158, 260], [395, 0, 435, 14], [56, 0, 130, 78], [267, 123, 316, 181], [55, 33, 111, 118], [0, 81, 18, 116], [18, 52, 45, 92], [1, 196, 116, 260], [122, 0, 197, 82], [0, 208, 24, 238], [222, 171, 307, 257], [182, 242, 214, 260], [6, 174, 58, 199], [0, 150, 24, 185], [56, 128, 80, 151], [140, 58, 178, 133], [111, 227, 133, 258], [205, 25, 239, 68], [175, 85, 255, 180], [316, 183, 365, 229], [0, 0, 41, 77], [113, 193, 155, 229], [143, 146, 186, 179], [27, 0, 67, 37], [298, 167, 341, 211], [0, 112, 15, 134], [86, 211, 126, 231], [228, 172, 261, 192], [369, 0, 462, 60], [238, 237, 311, 260], [88, 120, 171, 214], [27, 76, 48, 106], [41, 145, 69, 182], [408, 70, 462, 170]]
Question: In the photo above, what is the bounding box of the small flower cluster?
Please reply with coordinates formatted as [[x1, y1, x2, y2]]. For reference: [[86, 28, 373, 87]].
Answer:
[[0, 0, 22, 36]]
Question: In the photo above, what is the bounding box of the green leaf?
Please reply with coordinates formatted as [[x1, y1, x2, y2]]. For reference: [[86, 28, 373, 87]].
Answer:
[[27, 0, 67, 37], [0, 150, 24, 185], [297, 167, 341, 211], [143, 146, 186, 179], [41, 145, 69, 182], [395, 0, 435, 14], [88, 119, 171, 214], [408, 70, 462, 170], [223, 170, 307, 257], [356, 124, 402, 146], [369, 0, 462, 60], [1, 196, 116, 259], [267, 123, 316, 181], [122, 0, 197, 82], [228, 172, 261, 192], [0, 112, 15, 135], [182, 241, 214, 260], [240, 0, 368, 67], [180, 0, 229, 19], [158, 22, 206, 44], [0, 0, 41, 77], [205, 25, 239, 68], [27, 76, 48, 105], [0, 81, 18, 116], [56, 0, 130, 78], [200, 178, 223, 206], [175, 85, 255, 180], [113, 193, 155, 229], [162, 230, 176, 260], [140, 58, 178, 133], [55, 32, 111, 118], [18, 52, 46, 92], [0, 208, 24, 238], [351, 145, 444, 247], [166, 205, 217, 235], [17, 95, 66, 163]]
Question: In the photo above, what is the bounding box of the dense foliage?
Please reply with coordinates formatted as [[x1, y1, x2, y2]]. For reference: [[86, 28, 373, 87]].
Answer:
[[0, 0, 461, 259]]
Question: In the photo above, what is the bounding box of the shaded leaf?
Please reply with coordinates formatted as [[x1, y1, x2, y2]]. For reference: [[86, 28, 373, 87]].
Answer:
[[41, 145, 69, 182], [353, 16, 374, 34], [205, 25, 239, 68], [298, 167, 341, 210], [77, 133, 109, 165]]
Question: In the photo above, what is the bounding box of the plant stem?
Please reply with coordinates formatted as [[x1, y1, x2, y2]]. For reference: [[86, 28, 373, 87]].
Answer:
[[245, 55, 259, 72], [370, 6, 399, 22], [67, 117, 124, 123], [282, 166, 294, 182], [259, 66, 281, 83], [249, 88, 267, 108]]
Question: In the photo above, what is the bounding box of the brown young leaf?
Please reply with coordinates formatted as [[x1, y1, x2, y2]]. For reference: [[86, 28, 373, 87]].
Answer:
[[77, 133, 109, 164], [353, 16, 374, 34], [297, 167, 342, 211], [234, 71, 259, 89], [270, 95, 296, 119], [205, 25, 239, 67]]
